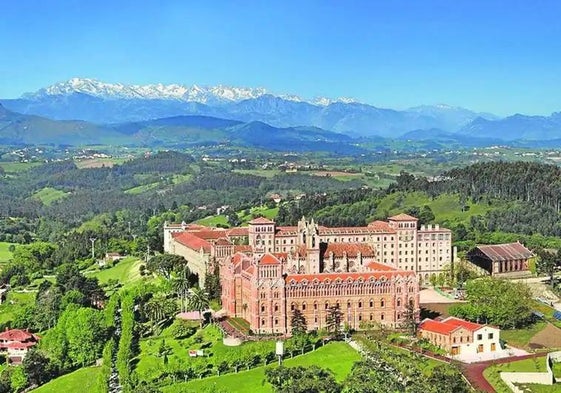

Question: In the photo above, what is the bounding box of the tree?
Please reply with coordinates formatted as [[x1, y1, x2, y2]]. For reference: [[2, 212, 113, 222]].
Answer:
[[188, 287, 210, 328], [265, 365, 341, 393], [326, 305, 342, 336], [401, 301, 418, 336], [22, 349, 53, 387], [172, 267, 197, 312], [535, 248, 560, 288], [146, 254, 187, 280], [10, 367, 27, 393], [448, 277, 533, 328], [290, 309, 307, 335]]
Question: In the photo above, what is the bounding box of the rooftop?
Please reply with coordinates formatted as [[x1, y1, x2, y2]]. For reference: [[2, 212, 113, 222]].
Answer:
[[473, 242, 533, 261]]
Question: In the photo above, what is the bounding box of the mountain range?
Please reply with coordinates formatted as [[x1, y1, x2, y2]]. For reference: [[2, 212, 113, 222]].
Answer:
[[2, 78, 561, 144], [1, 78, 496, 138]]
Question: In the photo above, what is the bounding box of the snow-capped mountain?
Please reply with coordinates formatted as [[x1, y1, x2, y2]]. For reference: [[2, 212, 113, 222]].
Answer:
[[24, 77, 355, 106], [1, 78, 500, 137]]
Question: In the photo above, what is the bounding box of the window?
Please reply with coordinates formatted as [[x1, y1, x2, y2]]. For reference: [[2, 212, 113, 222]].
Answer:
[[369, 300, 373, 308], [302, 303, 306, 310], [275, 318, 278, 325], [261, 305, 265, 312], [358, 301, 362, 308], [380, 299, 385, 307], [477, 334, 482, 340], [291, 304, 295, 311], [274, 304, 279, 312], [488, 333, 494, 339], [261, 319, 265, 326]]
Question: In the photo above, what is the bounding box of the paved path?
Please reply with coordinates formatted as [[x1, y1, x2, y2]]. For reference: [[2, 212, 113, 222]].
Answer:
[[459, 353, 544, 393], [419, 288, 462, 304]]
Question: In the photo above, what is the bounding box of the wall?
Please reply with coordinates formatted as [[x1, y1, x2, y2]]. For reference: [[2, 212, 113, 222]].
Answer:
[[500, 351, 561, 392]]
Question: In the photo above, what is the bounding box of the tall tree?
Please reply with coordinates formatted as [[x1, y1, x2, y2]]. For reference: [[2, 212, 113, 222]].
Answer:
[[535, 248, 560, 288], [326, 305, 342, 336], [188, 287, 210, 328], [290, 309, 307, 335]]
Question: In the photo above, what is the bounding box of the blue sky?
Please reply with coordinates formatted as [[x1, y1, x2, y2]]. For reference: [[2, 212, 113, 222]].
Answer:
[[1, 0, 561, 115]]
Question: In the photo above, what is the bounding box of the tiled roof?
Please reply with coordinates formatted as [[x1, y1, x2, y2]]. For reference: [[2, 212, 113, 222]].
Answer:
[[226, 227, 249, 237], [324, 243, 376, 258], [0, 329, 36, 342], [366, 261, 396, 271], [388, 213, 418, 221], [233, 245, 252, 254], [276, 226, 298, 236], [260, 254, 281, 265], [441, 317, 484, 332], [367, 220, 396, 232], [474, 242, 533, 262], [173, 232, 212, 253], [419, 317, 484, 335], [190, 230, 227, 240], [249, 217, 275, 224], [419, 319, 459, 335], [214, 238, 233, 246], [286, 270, 414, 284]]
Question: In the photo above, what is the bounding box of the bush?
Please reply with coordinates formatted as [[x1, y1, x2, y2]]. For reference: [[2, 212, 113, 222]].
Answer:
[[169, 320, 197, 339]]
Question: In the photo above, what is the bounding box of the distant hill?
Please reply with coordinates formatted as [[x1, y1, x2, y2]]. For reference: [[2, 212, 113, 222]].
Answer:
[[0, 103, 125, 145], [458, 113, 561, 141]]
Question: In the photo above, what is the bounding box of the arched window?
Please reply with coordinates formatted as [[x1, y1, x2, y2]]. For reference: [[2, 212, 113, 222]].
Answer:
[[302, 302, 307, 311], [369, 299, 374, 308], [397, 299, 401, 307], [380, 299, 385, 308], [358, 301, 362, 308], [261, 305, 265, 312], [274, 304, 279, 312], [381, 313, 385, 321]]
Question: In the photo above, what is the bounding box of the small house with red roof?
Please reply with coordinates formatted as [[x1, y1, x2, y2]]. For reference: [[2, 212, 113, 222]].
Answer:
[[418, 317, 500, 355], [0, 328, 40, 364]]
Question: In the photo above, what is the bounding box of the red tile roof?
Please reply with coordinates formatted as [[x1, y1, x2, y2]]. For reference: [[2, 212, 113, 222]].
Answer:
[[388, 213, 418, 221], [260, 254, 281, 265], [0, 329, 35, 342], [474, 242, 533, 262], [286, 270, 414, 284], [324, 243, 376, 258], [226, 227, 249, 237], [214, 238, 233, 246], [249, 217, 275, 224], [367, 220, 396, 232], [419, 319, 459, 335], [419, 317, 484, 335], [173, 232, 212, 253], [441, 317, 484, 332], [233, 245, 252, 254], [366, 261, 397, 271], [190, 230, 227, 240]]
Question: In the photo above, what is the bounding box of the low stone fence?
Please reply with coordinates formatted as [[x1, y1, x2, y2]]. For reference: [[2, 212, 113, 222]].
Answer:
[[500, 351, 560, 392]]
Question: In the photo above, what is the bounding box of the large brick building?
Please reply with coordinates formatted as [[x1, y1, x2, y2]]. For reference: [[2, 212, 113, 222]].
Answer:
[[164, 213, 453, 334]]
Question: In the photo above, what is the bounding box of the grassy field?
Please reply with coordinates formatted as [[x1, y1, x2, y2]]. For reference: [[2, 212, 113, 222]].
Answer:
[[196, 215, 229, 227], [136, 324, 275, 382], [31, 187, 69, 205], [375, 191, 493, 225], [161, 341, 360, 393], [30, 366, 101, 393], [500, 321, 548, 349], [0, 161, 42, 173], [233, 169, 281, 178], [86, 256, 143, 288], [74, 157, 128, 169], [482, 356, 560, 393], [0, 242, 15, 264], [0, 291, 36, 325], [124, 182, 160, 194]]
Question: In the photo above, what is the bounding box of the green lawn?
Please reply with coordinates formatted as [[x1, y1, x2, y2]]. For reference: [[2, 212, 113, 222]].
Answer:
[[31, 187, 69, 205], [30, 366, 101, 393], [136, 325, 276, 382], [0, 291, 35, 325], [196, 215, 229, 227], [86, 256, 144, 288], [124, 182, 160, 194], [233, 169, 281, 178], [0, 161, 42, 173], [375, 191, 493, 225], [500, 321, 548, 349], [239, 206, 279, 224], [0, 242, 15, 263], [483, 356, 549, 393], [161, 341, 360, 393]]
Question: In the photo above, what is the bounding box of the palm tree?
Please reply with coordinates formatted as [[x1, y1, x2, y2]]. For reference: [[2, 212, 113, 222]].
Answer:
[[172, 274, 191, 312], [188, 287, 210, 327]]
